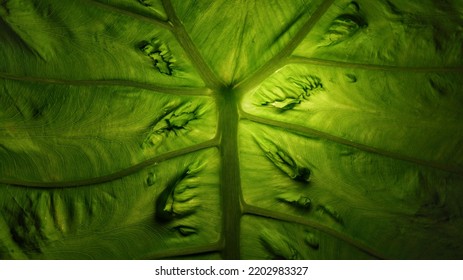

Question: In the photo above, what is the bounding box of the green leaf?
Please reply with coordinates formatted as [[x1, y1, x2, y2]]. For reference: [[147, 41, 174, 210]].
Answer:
[[1, 0, 463, 259]]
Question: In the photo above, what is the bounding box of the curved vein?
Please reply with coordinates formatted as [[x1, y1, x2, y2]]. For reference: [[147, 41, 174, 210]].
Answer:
[[289, 56, 463, 72], [241, 112, 463, 175], [0, 72, 211, 96], [85, 0, 171, 29], [243, 203, 385, 260], [0, 139, 218, 188], [140, 243, 222, 259]]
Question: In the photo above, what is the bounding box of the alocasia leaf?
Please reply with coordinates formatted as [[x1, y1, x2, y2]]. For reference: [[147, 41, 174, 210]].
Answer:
[[0, 0, 462, 259]]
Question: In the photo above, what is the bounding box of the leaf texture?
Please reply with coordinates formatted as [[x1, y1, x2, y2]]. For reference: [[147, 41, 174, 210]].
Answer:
[[0, 0, 463, 259]]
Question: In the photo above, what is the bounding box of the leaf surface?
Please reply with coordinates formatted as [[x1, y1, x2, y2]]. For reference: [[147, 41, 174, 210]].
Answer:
[[1, 0, 463, 259]]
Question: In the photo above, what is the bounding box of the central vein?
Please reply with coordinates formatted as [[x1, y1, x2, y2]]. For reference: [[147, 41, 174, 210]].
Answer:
[[218, 87, 242, 259]]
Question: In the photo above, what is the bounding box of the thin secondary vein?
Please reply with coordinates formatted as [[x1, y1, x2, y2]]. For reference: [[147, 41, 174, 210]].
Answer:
[[289, 56, 463, 72], [241, 112, 463, 175], [0, 139, 218, 188], [243, 204, 385, 260], [140, 243, 222, 259], [86, 0, 171, 29], [0, 72, 211, 96], [161, 0, 223, 89], [234, 0, 336, 92]]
